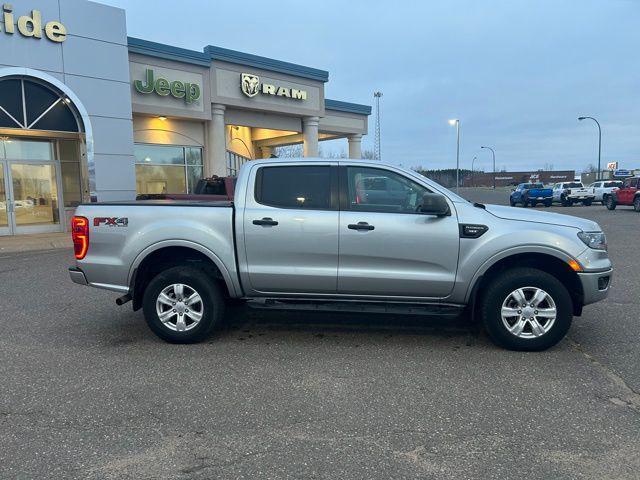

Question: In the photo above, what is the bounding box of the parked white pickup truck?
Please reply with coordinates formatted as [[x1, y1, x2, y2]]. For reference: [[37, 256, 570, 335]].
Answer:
[[69, 159, 612, 351], [587, 180, 623, 205], [552, 182, 595, 206]]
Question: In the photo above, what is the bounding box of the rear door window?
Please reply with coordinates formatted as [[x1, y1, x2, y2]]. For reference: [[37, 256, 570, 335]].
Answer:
[[255, 165, 333, 210]]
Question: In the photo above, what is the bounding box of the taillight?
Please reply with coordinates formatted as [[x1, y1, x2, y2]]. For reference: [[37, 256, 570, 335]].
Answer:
[[71, 216, 89, 260]]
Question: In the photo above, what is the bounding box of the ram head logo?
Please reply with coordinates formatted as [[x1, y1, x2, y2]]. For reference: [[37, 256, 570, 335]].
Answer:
[[241, 73, 260, 97]]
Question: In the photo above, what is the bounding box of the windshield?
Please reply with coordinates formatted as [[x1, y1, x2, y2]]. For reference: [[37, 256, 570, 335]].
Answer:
[[604, 181, 622, 188]]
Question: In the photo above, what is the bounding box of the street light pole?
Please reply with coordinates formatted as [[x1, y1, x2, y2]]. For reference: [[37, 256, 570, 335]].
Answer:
[[449, 119, 460, 191], [471, 155, 477, 187], [578, 116, 602, 181], [481, 146, 496, 189]]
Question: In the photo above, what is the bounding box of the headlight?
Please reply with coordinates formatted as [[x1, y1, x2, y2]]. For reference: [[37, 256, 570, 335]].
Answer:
[[578, 231, 607, 251]]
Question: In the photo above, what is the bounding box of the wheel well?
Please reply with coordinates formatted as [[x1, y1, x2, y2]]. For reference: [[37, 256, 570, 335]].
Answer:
[[471, 253, 584, 317], [130, 246, 229, 311]]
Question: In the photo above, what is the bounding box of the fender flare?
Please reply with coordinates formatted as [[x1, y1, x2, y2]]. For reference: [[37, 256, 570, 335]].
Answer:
[[127, 239, 241, 298], [463, 245, 578, 303]]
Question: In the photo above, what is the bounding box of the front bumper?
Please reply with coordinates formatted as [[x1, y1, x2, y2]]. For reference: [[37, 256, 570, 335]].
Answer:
[[69, 267, 88, 286], [578, 268, 612, 306]]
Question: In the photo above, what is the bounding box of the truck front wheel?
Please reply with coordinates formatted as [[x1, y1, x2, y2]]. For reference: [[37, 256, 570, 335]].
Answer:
[[634, 196, 640, 212], [480, 268, 573, 351], [142, 265, 225, 343], [605, 195, 617, 210]]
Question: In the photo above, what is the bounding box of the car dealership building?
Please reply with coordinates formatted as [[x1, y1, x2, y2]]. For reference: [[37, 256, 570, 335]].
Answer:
[[0, 0, 371, 236]]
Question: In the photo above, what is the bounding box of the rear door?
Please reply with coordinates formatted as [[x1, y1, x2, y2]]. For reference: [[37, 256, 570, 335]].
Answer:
[[242, 164, 339, 294], [337, 165, 459, 298]]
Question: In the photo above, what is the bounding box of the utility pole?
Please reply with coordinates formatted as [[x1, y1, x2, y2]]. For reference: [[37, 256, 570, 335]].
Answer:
[[373, 91, 383, 160]]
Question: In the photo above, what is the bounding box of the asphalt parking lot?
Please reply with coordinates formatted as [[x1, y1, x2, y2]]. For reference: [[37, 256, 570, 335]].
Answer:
[[1, 189, 639, 479]]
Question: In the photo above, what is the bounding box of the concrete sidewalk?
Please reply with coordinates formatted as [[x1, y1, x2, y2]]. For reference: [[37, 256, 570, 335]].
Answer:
[[0, 232, 71, 254]]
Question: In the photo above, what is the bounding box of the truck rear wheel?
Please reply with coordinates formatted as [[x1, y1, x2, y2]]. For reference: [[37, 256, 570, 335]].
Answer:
[[634, 196, 640, 212], [480, 267, 573, 351], [605, 195, 617, 210], [142, 265, 225, 343]]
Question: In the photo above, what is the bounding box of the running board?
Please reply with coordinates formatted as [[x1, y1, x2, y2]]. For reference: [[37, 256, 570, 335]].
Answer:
[[247, 298, 465, 317]]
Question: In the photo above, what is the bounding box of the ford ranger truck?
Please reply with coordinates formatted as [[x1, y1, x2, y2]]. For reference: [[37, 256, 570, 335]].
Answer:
[[509, 183, 553, 208], [68, 159, 613, 351]]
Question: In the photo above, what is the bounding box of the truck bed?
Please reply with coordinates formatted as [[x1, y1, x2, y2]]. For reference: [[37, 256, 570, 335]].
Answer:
[[73, 201, 238, 295]]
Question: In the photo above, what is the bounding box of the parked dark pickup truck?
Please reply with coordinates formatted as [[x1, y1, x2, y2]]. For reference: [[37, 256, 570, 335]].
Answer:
[[136, 176, 236, 201], [510, 183, 553, 207]]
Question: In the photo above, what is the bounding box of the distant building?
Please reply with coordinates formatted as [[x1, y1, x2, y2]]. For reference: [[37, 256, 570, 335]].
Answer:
[[463, 170, 575, 187]]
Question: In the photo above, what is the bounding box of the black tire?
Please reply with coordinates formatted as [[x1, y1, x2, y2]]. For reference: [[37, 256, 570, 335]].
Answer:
[[583, 199, 592, 206], [560, 195, 570, 207], [634, 196, 640, 212], [509, 197, 516, 207], [480, 267, 573, 351], [544, 200, 552, 207], [531, 201, 537, 207], [521, 196, 529, 208], [142, 265, 225, 343], [605, 195, 617, 210]]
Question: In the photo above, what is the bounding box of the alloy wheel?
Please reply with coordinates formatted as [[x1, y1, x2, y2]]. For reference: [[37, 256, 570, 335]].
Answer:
[[155, 283, 204, 332], [500, 287, 557, 339]]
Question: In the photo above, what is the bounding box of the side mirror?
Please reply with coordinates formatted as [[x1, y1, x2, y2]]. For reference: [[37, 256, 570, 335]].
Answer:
[[419, 193, 450, 216]]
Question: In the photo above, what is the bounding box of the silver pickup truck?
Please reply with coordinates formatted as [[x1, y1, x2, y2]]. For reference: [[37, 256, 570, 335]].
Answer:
[[69, 159, 612, 351]]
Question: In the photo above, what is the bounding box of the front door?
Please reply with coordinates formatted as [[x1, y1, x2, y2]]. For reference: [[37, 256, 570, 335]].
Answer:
[[9, 162, 62, 234], [618, 178, 638, 204], [337, 166, 459, 298], [0, 138, 64, 235], [242, 163, 339, 294]]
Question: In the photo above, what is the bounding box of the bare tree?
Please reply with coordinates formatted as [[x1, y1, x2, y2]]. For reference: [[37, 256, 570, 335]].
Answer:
[[361, 149, 376, 160], [318, 147, 347, 159]]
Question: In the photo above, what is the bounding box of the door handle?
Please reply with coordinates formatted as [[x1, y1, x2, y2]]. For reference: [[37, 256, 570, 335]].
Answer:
[[253, 217, 279, 226], [348, 222, 375, 231]]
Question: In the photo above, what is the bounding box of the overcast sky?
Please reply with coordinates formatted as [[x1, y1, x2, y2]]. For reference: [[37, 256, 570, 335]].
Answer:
[[100, 0, 639, 172]]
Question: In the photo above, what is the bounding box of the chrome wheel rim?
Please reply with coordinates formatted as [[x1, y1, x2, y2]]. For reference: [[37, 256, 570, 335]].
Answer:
[[500, 287, 556, 339], [155, 283, 204, 332]]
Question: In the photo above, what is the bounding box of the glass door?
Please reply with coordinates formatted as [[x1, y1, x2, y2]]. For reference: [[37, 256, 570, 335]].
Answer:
[[9, 162, 62, 234], [0, 162, 11, 236]]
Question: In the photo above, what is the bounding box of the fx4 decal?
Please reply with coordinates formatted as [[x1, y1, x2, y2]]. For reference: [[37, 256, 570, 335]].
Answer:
[[94, 217, 128, 227]]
